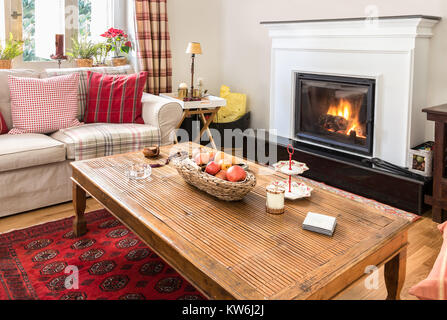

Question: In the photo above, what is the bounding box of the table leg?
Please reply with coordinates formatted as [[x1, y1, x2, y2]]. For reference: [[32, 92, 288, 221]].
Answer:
[[431, 121, 446, 222], [433, 207, 444, 224], [174, 111, 189, 144], [384, 248, 407, 300], [73, 182, 87, 237], [200, 114, 215, 149], [197, 108, 220, 149]]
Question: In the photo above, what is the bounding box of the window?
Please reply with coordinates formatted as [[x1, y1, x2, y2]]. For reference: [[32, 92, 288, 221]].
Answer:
[[0, 1, 5, 40], [14, 0, 114, 62]]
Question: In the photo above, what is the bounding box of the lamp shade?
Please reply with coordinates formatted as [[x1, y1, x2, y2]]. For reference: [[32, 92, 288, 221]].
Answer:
[[186, 42, 202, 55]]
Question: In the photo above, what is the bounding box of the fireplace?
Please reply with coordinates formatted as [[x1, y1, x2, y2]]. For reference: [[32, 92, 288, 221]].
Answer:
[[295, 73, 376, 156]]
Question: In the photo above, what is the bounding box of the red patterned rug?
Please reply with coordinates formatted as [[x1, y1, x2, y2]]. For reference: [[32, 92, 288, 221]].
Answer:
[[0, 209, 205, 300]]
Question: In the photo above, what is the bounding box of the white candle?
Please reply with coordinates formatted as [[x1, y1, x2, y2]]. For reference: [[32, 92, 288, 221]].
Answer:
[[266, 184, 285, 215], [179, 82, 188, 89]]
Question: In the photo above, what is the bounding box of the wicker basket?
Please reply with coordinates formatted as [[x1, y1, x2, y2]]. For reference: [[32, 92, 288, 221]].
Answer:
[[172, 157, 257, 201], [76, 59, 93, 68], [0, 60, 12, 69]]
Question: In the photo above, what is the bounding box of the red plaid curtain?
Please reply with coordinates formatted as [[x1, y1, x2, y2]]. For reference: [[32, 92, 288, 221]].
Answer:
[[135, 0, 172, 95]]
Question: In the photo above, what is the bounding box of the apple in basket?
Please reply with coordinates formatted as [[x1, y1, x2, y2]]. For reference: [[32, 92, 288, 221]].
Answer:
[[215, 170, 228, 181], [218, 159, 233, 171], [192, 147, 203, 159], [205, 161, 221, 175], [226, 165, 247, 182], [214, 151, 226, 163], [194, 153, 210, 166]]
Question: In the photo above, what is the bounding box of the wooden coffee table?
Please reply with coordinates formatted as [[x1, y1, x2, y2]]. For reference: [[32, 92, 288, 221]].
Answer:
[[71, 143, 411, 300]]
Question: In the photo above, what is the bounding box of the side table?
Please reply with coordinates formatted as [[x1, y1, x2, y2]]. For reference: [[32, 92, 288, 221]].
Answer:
[[160, 93, 227, 149], [423, 104, 447, 223]]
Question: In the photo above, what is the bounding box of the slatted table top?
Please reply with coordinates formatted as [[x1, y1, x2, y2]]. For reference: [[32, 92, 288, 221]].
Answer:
[[71, 143, 411, 300]]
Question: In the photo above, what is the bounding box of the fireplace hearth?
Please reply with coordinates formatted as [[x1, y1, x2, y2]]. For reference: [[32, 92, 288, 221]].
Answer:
[[295, 73, 375, 156]]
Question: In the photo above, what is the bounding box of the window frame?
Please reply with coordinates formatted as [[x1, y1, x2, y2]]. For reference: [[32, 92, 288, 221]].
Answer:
[[4, 0, 123, 68]]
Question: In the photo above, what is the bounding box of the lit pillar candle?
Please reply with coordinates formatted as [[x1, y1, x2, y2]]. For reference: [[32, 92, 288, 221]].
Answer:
[[266, 184, 285, 215]]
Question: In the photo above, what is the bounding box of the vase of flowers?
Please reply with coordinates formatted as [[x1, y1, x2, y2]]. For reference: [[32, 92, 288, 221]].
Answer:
[[0, 33, 23, 69], [101, 28, 132, 66]]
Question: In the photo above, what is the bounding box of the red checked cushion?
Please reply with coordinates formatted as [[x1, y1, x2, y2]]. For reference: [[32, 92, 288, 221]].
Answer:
[[0, 111, 7, 134], [84, 71, 147, 124], [8, 73, 81, 134]]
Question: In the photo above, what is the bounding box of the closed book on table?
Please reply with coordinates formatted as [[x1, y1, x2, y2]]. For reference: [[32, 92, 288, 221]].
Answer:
[[303, 212, 337, 236]]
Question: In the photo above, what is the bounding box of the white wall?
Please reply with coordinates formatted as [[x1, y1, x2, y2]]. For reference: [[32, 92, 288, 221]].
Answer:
[[168, 0, 447, 132], [167, 0, 222, 95], [215, 0, 447, 132]]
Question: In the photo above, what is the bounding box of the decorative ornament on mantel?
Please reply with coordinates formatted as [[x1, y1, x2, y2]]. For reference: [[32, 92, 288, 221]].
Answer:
[[272, 144, 312, 200]]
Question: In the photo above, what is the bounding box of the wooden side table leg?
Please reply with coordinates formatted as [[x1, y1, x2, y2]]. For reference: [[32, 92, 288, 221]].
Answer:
[[200, 112, 217, 149], [384, 248, 407, 300], [433, 207, 444, 224], [73, 183, 87, 237], [197, 108, 220, 149], [432, 121, 446, 223], [174, 111, 188, 144]]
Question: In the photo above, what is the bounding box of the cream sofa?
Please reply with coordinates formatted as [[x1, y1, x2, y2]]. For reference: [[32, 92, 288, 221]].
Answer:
[[0, 67, 182, 218]]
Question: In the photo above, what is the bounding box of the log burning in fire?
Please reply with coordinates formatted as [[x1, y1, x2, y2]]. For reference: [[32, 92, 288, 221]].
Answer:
[[319, 98, 366, 138]]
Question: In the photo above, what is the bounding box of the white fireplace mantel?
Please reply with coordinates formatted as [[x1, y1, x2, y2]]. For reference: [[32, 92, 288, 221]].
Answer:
[[263, 15, 440, 166]]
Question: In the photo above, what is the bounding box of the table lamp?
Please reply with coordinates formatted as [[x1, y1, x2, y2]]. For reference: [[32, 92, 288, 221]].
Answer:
[[186, 42, 202, 99]]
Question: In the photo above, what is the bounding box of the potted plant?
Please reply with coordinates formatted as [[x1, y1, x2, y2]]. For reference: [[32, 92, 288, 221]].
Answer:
[[93, 43, 111, 67], [0, 33, 23, 69], [67, 37, 100, 68], [101, 28, 132, 66]]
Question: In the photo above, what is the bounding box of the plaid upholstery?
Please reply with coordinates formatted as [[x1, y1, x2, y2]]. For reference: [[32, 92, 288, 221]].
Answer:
[[135, 0, 172, 95], [55, 123, 160, 160], [85, 71, 148, 124], [45, 66, 132, 122], [0, 111, 7, 134], [7, 74, 81, 134]]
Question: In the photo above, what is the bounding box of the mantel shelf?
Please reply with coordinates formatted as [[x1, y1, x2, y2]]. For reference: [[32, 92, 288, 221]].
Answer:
[[260, 15, 441, 25]]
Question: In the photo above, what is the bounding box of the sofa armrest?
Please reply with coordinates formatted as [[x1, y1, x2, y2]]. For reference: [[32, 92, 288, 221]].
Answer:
[[141, 93, 183, 145]]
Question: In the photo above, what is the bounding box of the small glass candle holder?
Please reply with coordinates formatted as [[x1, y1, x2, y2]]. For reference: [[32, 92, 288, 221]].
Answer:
[[125, 163, 152, 180], [266, 184, 285, 215]]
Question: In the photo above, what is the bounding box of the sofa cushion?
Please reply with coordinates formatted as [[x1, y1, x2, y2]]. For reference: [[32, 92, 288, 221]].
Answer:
[[0, 111, 7, 134], [85, 71, 147, 124], [0, 69, 41, 130], [51, 123, 160, 160], [44, 65, 133, 121], [8, 73, 81, 134], [0, 134, 66, 172]]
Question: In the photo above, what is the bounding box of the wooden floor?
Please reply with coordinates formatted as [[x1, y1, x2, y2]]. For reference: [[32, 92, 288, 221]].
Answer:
[[0, 199, 442, 300]]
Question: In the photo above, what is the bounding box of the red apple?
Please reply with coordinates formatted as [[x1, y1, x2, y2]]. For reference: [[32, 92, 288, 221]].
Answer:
[[215, 170, 228, 180], [205, 161, 221, 175], [226, 165, 247, 182], [194, 153, 210, 165]]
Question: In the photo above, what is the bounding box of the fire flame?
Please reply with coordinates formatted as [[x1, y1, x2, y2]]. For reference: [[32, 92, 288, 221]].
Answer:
[[327, 99, 365, 138]]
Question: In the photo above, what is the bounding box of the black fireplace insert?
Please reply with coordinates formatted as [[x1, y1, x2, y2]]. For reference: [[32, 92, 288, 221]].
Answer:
[[295, 73, 376, 156]]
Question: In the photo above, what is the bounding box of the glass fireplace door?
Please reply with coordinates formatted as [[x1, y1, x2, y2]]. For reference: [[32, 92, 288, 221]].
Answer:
[[295, 73, 375, 156]]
